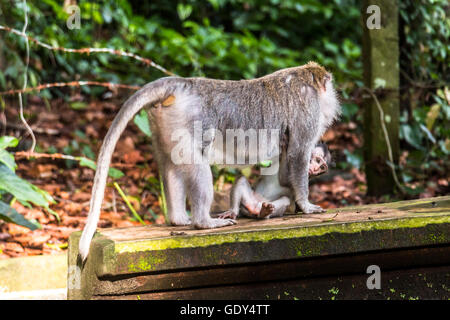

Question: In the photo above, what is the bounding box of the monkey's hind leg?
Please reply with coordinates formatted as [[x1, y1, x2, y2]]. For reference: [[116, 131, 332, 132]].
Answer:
[[259, 196, 291, 219], [218, 176, 257, 220], [186, 163, 236, 229], [161, 164, 191, 226], [220, 176, 268, 219]]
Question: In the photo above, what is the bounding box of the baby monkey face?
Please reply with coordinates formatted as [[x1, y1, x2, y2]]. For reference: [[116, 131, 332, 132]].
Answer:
[[308, 145, 330, 176]]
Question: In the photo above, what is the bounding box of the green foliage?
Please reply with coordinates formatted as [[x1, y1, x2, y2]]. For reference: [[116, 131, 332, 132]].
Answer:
[[400, 0, 449, 82], [0, 136, 54, 229], [77, 157, 124, 178], [133, 109, 152, 137], [0, 201, 39, 231], [0, 0, 448, 196], [0, 0, 362, 92], [0, 0, 364, 174], [0, 136, 19, 171], [397, 0, 449, 185]]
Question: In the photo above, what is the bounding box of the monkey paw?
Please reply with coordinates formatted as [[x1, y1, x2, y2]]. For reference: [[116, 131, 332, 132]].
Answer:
[[259, 202, 275, 219], [215, 210, 238, 220], [169, 216, 191, 226], [194, 218, 236, 229], [299, 202, 326, 214]]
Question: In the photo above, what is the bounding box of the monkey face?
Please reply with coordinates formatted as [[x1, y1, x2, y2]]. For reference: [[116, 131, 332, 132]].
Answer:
[[308, 147, 329, 176]]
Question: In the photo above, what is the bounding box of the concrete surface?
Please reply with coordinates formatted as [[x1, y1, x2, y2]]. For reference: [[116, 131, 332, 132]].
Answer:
[[0, 253, 67, 300]]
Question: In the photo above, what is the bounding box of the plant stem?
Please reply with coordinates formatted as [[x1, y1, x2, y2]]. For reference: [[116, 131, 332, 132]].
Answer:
[[159, 174, 168, 223], [113, 182, 145, 225]]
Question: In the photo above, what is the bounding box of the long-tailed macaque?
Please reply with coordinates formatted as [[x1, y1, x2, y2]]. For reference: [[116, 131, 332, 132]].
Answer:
[[78, 62, 341, 261], [217, 143, 332, 220]]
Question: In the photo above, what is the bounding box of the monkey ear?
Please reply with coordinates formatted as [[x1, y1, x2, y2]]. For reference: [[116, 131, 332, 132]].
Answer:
[[321, 73, 331, 92]]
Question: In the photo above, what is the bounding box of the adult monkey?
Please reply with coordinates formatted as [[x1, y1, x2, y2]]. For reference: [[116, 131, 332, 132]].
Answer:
[[79, 62, 340, 261]]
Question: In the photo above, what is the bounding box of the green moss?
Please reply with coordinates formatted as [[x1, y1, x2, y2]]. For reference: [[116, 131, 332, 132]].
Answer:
[[329, 287, 339, 295], [427, 232, 446, 243], [128, 255, 167, 272], [114, 215, 450, 254], [296, 246, 320, 257]]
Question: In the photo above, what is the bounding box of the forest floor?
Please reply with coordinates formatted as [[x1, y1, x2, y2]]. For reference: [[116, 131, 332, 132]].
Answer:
[[0, 94, 448, 259]]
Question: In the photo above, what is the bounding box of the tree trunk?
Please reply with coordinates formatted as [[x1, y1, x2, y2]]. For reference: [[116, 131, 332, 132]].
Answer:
[[362, 0, 400, 196]]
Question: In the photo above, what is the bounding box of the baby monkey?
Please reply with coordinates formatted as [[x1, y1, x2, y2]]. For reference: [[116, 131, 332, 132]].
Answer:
[[219, 143, 331, 220]]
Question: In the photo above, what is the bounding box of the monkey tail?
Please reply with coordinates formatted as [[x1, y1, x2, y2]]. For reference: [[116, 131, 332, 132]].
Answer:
[[78, 78, 174, 262]]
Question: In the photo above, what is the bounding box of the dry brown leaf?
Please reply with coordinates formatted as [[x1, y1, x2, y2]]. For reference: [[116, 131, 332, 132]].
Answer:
[[4, 242, 24, 253], [123, 150, 144, 164]]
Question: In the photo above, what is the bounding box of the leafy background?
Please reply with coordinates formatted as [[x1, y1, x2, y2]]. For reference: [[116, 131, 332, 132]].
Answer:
[[0, 0, 448, 257]]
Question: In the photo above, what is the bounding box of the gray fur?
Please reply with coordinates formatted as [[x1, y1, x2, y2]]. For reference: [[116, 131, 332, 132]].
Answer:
[[219, 143, 333, 220], [78, 62, 340, 261]]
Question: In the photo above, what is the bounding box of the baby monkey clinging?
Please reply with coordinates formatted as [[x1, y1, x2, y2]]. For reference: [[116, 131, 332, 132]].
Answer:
[[217, 143, 332, 220]]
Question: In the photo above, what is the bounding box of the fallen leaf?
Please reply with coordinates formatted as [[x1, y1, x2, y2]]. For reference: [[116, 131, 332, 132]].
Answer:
[[4, 242, 24, 252]]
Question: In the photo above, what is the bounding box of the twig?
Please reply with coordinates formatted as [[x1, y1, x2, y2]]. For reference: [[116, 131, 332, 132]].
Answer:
[[0, 24, 176, 76], [363, 88, 405, 194], [14, 150, 80, 161], [17, 0, 36, 152], [0, 81, 140, 96], [13, 151, 136, 169]]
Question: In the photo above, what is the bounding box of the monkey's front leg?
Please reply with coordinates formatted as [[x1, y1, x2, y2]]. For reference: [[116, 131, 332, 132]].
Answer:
[[288, 151, 325, 214]]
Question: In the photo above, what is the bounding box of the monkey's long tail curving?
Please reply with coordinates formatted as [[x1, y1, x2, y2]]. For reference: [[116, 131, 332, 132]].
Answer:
[[78, 78, 171, 262]]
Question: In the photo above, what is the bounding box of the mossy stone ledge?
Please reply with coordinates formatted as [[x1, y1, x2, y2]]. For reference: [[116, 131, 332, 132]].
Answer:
[[68, 196, 450, 300]]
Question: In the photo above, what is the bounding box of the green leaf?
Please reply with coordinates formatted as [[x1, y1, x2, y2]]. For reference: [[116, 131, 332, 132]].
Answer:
[[0, 71, 6, 89], [108, 168, 124, 179], [78, 157, 124, 178], [0, 201, 39, 230], [400, 124, 424, 150], [177, 3, 192, 21], [341, 103, 359, 122], [69, 101, 88, 110], [133, 109, 152, 137], [0, 165, 54, 208], [419, 124, 436, 144], [78, 157, 97, 170], [82, 145, 96, 159], [426, 103, 441, 130], [0, 136, 19, 149], [0, 149, 17, 172]]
